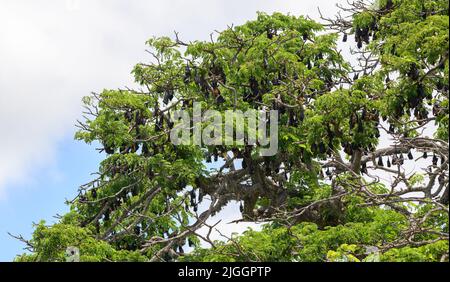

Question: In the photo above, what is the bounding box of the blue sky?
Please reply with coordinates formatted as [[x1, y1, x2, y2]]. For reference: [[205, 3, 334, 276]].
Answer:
[[0, 136, 104, 261], [0, 0, 341, 261]]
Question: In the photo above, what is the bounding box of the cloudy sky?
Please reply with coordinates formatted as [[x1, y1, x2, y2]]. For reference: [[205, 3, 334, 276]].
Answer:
[[0, 0, 345, 261]]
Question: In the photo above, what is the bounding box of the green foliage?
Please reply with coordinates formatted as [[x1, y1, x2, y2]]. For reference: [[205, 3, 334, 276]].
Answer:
[[15, 213, 148, 262], [15, 1, 448, 262], [181, 204, 447, 262]]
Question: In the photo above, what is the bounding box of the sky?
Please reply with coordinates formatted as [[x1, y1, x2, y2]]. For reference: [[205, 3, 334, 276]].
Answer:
[[0, 0, 345, 261]]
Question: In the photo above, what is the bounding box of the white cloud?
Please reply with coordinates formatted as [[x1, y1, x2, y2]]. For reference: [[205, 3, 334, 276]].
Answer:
[[0, 0, 342, 200]]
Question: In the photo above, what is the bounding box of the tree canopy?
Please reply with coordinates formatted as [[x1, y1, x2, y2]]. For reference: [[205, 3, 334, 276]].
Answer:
[[14, 0, 449, 262]]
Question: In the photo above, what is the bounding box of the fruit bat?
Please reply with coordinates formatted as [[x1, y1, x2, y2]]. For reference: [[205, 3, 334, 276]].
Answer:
[[79, 194, 87, 203], [163, 90, 173, 105], [361, 162, 367, 174], [408, 151, 414, 160], [104, 145, 115, 154], [388, 124, 395, 134], [104, 209, 110, 221], [95, 221, 100, 233], [267, 28, 275, 39], [357, 40, 363, 49], [91, 188, 97, 199], [438, 174, 445, 185], [385, 0, 393, 10], [302, 32, 308, 41], [357, 116, 364, 133], [407, 64, 420, 80], [432, 155, 438, 166], [184, 64, 191, 84], [190, 189, 196, 206], [362, 27, 370, 44], [124, 110, 133, 122], [249, 76, 259, 96], [242, 158, 247, 169], [385, 76, 390, 84], [377, 156, 384, 167], [198, 190, 204, 203], [134, 225, 141, 235]]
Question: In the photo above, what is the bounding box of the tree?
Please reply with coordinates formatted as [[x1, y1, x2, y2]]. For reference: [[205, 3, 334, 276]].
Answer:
[[14, 0, 448, 262]]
